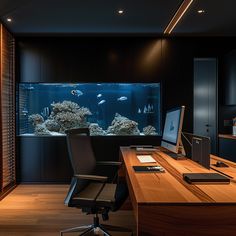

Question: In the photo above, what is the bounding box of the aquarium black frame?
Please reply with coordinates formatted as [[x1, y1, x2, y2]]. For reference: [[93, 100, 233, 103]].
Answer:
[[16, 82, 162, 137]]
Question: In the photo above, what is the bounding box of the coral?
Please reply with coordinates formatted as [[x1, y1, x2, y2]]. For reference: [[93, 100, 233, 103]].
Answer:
[[107, 113, 140, 135], [28, 114, 44, 126], [89, 123, 106, 136], [29, 101, 92, 135], [143, 125, 157, 135], [34, 124, 51, 135], [54, 112, 85, 132], [49, 101, 92, 132], [50, 100, 80, 115], [44, 119, 60, 132]]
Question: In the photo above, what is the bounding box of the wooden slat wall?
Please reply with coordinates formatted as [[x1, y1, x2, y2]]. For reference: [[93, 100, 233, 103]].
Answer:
[[0, 24, 16, 198]]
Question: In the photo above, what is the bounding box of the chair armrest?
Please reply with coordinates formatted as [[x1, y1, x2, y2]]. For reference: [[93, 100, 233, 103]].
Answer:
[[74, 174, 108, 182], [96, 161, 122, 166]]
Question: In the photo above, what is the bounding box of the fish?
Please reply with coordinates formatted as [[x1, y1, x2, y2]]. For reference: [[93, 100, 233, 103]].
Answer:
[[97, 94, 102, 98], [23, 84, 34, 90], [41, 107, 50, 118], [138, 108, 142, 114], [22, 107, 28, 116], [98, 100, 106, 105], [71, 90, 83, 97], [27, 86, 35, 90], [117, 96, 127, 101]]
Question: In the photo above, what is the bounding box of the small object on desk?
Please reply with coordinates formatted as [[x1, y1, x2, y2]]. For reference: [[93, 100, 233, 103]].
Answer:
[[215, 161, 229, 168], [136, 147, 157, 152], [130, 145, 154, 149], [136, 155, 156, 163], [183, 173, 230, 184], [133, 165, 165, 173]]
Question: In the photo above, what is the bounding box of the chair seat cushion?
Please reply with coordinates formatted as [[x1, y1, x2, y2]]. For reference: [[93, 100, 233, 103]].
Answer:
[[71, 182, 104, 206], [96, 182, 128, 211], [71, 182, 128, 211]]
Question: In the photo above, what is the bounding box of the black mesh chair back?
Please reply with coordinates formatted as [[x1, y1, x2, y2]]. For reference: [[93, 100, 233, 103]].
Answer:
[[65, 128, 96, 176]]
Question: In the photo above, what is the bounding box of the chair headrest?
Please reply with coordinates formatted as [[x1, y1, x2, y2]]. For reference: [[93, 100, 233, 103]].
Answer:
[[65, 128, 90, 136]]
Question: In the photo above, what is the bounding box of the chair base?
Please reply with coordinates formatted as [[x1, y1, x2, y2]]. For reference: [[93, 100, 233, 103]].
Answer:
[[60, 214, 133, 236]]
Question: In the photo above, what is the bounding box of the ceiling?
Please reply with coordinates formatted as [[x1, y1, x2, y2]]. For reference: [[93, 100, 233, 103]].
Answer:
[[0, 0, 236, 36], [174, 0, 236, 36]]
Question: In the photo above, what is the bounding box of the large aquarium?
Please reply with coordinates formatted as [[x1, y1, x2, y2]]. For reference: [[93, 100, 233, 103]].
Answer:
[[17, 83, 161, 136]]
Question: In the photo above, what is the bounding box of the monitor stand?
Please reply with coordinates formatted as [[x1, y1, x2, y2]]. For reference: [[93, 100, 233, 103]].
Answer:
[[163, 151, 186, 160], [162, 140, 186, 160]]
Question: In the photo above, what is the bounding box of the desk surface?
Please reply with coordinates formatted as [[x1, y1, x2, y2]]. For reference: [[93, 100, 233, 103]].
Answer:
[[120, 147, 236, 204], [219, 134, 236, 140]]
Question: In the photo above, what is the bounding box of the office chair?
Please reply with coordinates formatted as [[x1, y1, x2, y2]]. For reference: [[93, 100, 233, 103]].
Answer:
[[60, 128, 132, 236]]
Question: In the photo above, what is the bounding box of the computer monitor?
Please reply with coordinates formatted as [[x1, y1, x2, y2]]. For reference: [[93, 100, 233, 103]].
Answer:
[[161, 106, 185, 154]]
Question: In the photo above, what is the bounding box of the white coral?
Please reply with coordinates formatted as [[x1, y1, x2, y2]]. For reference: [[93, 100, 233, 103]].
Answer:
[[107, 113, 140, 135], [89, 123, 106, 136], [49, 101, 92, 132], [143, 125, 157, 135], [28, 114, 44, 126]]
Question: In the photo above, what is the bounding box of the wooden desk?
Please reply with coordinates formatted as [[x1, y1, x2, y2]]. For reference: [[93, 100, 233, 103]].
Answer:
[[120, 147, 236, 236]]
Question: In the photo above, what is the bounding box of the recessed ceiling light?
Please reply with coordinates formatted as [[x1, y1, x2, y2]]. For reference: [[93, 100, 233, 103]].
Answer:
[[118, 9, 124, 15], [197, 9, 205, 14], [7, 18, 12, 22]]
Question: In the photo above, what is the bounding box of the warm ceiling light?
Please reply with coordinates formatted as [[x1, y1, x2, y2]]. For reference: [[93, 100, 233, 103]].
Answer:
[[118, 9, 124, 15], [197, 9, 205, 14], [7, 18, 12, 22], [164, 0, 194, 34]]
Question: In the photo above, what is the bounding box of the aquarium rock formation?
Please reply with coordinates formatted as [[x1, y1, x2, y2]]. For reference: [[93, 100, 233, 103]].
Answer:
[[89, 123, 106, 136], [34, 124, 51, 135], [143, 125, 157, 135], [49, 100, 92, 132], [44, 119, 60, 132], [28, 114, 44, 126], [28, 100, 92, 135], [107, 113, 140, 135]]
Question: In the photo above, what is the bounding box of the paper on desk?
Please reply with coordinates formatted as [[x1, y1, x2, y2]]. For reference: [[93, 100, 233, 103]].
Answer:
[[137, 155, 156, 163]]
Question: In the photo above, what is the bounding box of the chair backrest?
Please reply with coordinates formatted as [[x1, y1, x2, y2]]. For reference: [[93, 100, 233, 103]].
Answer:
[[65, 128, 96, 176]]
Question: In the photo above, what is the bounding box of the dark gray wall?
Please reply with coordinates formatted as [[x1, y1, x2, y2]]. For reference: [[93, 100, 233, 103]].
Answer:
[[16, 36, 236, 182]]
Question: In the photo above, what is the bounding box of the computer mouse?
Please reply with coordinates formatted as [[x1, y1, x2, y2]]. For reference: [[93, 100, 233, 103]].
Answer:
[[216, 161, 229, 167]]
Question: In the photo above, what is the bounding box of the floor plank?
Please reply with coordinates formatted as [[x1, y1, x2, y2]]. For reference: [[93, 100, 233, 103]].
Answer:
[[0, 185, 135, 236]]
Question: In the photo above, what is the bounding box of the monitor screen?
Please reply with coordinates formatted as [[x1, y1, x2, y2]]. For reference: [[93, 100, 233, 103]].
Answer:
[[161, 106, 185, 154], [162, 108, 181, 145]]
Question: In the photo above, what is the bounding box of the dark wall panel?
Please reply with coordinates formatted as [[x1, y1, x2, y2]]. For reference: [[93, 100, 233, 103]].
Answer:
[[223, 50, 236, 105], [15, 36, 236, 182], [17, 37, 164, 83]]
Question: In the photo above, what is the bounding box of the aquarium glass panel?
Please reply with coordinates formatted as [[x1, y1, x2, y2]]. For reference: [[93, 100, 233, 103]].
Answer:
[[17, 83, 161, 136]]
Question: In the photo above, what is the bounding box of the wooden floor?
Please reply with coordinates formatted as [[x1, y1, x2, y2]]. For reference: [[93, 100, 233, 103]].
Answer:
[[0, 185, 135, 236]]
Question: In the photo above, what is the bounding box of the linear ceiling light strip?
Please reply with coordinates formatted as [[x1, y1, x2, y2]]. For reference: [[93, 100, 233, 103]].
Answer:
[[164, 0, 194, 34]]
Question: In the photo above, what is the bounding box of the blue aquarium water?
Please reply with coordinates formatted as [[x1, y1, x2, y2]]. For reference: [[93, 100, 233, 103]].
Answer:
[[17, 83, 161, 136]]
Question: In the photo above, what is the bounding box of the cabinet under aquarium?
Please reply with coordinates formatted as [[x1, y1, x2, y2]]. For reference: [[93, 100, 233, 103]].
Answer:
[[17, 83, 161, 136]]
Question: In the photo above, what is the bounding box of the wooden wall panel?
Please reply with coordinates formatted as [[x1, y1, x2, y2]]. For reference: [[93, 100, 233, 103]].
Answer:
[[0, 24, 16, 199]]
